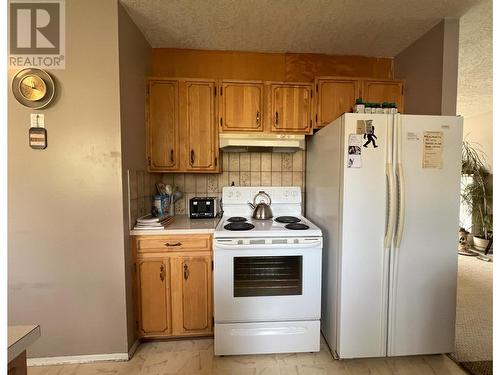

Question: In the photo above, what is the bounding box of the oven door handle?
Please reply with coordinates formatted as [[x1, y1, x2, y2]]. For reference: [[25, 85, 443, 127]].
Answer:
[[214, 240, 322, 250]]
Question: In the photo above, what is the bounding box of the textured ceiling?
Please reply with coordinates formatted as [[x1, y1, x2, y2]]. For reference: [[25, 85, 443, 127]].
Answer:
[[120, 0, 481, 57]]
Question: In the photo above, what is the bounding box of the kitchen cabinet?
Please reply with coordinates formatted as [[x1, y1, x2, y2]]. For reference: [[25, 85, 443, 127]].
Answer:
[[219, 81, 264, 132], [146, 80, 180, 171], [136, 258, 171, 336], [133, 234, 213, 339], [171, 255, 212, 335], [146, 78, 220, 173], [362, 80, 404, 112], [315, 77, 359, 129], [270, 83, 313, 134], [184, 80, 219, 172]]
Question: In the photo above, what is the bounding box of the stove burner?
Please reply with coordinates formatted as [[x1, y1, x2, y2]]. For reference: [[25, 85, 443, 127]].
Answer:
[[275, 216, 301, 224], [224, 222, 255, 231], [285, 223, 310, 230], [227, 216, 247, 223]]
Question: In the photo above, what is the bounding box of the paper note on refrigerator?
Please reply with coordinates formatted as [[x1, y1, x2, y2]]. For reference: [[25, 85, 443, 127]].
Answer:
[[347, 134, 362, 168], [422, 131, 443, 169]]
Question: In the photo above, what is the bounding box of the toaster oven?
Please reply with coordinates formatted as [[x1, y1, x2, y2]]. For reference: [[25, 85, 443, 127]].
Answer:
[[189, 197, 219, 218]]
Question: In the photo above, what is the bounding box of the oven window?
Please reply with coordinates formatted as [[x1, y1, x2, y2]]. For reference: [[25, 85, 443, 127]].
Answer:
[[234, 256, 303, 297]]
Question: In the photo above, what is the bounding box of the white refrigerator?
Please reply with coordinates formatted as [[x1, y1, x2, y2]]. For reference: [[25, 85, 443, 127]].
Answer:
[[306, 113, 463, 358]]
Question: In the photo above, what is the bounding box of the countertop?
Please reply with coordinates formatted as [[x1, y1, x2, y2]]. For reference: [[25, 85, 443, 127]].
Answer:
[[130, 215, 221, 236], [8, 325, 41, 362]]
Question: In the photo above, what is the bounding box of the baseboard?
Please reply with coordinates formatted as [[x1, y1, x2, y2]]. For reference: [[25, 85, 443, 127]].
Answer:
[[27, 352, 129, 366], [128, 339, 140, 359]]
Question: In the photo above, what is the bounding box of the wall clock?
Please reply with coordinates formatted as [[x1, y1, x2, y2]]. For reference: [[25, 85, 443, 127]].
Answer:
[[12, 68, 56, 109]]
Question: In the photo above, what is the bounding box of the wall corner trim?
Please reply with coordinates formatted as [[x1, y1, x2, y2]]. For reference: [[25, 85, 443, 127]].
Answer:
[[27, 353, 129, 366], [127, 339, 140, 360]]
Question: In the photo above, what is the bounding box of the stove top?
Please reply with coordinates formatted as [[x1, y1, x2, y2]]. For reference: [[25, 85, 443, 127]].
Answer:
[[215, 186, 322, 238], [215, 215, 321, 238]]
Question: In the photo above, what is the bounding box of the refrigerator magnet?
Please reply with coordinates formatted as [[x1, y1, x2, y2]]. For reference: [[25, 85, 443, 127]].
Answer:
[[362, 120, 378, 148]]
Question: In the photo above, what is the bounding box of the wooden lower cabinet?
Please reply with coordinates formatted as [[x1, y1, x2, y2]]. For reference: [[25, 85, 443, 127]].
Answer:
[[136, 258, 171, 336], [171, 255, 212, 335], [133, 235, 213, 338]]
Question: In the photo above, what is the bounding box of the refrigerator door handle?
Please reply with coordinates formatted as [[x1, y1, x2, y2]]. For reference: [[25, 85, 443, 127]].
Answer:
[[384, 163, 397, 248], [395, 163, 405, 248]]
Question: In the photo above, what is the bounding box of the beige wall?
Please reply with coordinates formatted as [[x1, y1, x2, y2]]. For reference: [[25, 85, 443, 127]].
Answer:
[[457, 0, 492, 169], [8, 0, 130, 357], [394, 19, 459, 116], [117, 4, 152, 349]]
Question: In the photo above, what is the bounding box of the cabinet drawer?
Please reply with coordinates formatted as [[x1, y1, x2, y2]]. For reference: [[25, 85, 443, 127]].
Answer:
[[137, 235, 212, 252]]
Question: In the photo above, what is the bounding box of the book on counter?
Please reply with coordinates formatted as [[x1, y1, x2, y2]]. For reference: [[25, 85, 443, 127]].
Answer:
[[133, 214, 174, 230]]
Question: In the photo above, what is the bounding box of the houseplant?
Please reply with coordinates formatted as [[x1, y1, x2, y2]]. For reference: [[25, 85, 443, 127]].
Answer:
[[461, 140, 493, 250]]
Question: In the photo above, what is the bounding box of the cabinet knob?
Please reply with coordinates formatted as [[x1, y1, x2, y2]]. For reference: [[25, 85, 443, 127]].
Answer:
[[183, 264, 190, 280], [160, 264, 165, 282]]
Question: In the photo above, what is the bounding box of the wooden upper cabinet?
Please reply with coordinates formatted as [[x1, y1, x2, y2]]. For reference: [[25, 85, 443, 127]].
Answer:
[[147, 80, 179, 171], [185, 80, 218, 172], [219, 81, 264, 132], [271, 83, 313, 134], [172, 255, 212, 335], [362, 80, 404, 112], [315, 78, 358, 128], [137, 258, 171, 336]]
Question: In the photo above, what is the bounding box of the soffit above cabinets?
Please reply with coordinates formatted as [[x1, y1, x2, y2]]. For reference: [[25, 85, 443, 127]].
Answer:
[[120, 0, 480, 57]]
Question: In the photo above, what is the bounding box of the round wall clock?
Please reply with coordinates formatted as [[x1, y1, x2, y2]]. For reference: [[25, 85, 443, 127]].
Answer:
[[12, 68, 56, 109]]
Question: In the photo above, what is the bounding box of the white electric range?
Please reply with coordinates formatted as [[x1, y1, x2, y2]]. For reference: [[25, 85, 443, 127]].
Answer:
[[213, 187, 323, 356]]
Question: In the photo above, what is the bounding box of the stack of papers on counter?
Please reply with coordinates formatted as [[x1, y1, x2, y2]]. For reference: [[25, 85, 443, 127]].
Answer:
[[133, 214, 174, 230]]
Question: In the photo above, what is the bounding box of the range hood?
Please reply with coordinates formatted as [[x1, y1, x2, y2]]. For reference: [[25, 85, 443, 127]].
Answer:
[[219, 133, 305, 153]]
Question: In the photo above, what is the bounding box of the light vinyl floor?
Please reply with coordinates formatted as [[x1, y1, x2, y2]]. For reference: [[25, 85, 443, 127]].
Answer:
[[28, 336, 467, 375]]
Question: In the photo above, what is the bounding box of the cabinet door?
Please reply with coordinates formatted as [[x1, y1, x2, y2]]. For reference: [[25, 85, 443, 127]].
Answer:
[[172, 255, 212, 335], [271, 84, 312, 134], [220, 82, 264, 132], [137, 258, 171, 336], [185, 81, 218, 171], [362, 80, 404, 112], [147, 80, 179, 171], [316, 78, 358, 128]]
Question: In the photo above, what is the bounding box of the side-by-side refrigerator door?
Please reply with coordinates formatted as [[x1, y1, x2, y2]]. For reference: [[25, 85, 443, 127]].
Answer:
[[388, 115, 463, 356], [337, 114, 393, 358]]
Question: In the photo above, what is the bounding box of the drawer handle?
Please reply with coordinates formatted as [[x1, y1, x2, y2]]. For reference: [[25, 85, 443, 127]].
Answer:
[[170, 149, 174, 163], [256, 111, 260, 124], [165, 242, 182, 247], [160, 264, 165, 282], [275, 112, 279, 125], [184, 264, 190, 280], [190, 150, 195, 164]]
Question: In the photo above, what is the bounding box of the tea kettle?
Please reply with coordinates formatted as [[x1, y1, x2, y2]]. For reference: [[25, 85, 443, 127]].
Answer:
[[248, 191, 273, 220]]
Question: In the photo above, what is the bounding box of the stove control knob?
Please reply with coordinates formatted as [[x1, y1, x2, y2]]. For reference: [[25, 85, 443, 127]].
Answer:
[[238, 240, 243, 245]]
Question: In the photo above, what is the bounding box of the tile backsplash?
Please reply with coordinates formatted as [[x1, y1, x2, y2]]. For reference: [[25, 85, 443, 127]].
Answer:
[[128, 151, 306, 226]]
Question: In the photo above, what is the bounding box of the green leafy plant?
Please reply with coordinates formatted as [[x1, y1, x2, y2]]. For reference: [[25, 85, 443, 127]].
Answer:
[[461, 140, 493, 239]]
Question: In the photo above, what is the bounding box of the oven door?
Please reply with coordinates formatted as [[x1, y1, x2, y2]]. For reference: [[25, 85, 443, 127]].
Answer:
[[214, 237, 322, 323]]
